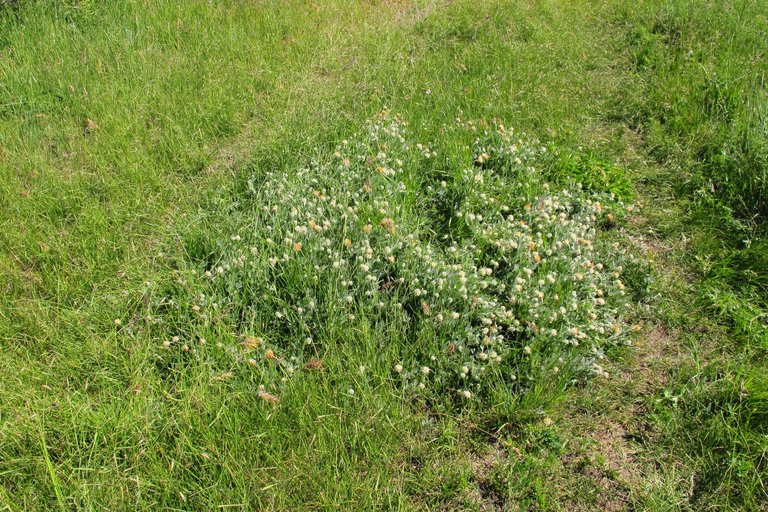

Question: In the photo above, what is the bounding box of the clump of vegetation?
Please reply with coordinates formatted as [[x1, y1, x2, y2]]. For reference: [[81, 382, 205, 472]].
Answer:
[[146, 111, 642, 409], [551, 150, 635, 202]]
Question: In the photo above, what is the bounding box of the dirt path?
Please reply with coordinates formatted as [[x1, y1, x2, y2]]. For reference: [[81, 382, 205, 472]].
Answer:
[[543, 209, 720, 510]]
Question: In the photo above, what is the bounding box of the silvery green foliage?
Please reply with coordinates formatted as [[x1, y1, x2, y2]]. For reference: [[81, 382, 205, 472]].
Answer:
[[156, 110, 641, 403]]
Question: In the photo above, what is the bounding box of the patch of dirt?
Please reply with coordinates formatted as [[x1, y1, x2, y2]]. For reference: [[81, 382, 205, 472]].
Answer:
[[203, 122, 259, 178], [629, 325, 680, 393], [469, 443, 506, 479], [557, 423, 637, 512], [626, 231, 673, 259], [555, 324, 683, 510], [624, 212, 683, 256], [468, 443, 506, 512], [392, 0, 451, 27], [560, 452, 632, 512], [588, 419, 641, 484]]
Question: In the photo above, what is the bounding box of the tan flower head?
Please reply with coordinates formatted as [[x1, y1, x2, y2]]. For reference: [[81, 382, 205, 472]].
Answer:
[[380, 217, 395, 233], [258, 390, 279, 404], [242, 336, 263, 352], [304, 358, 324, 371]]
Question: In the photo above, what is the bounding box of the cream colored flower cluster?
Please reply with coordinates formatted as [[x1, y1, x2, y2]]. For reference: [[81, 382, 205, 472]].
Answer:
[[157, 109, 640, 404]]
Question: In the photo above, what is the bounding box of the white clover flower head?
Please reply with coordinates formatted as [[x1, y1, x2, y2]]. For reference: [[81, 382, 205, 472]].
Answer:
[[142, 111, 638, 406]]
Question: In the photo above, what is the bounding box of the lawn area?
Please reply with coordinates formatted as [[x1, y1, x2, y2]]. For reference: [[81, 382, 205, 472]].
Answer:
[[1, 0, 766, 510]]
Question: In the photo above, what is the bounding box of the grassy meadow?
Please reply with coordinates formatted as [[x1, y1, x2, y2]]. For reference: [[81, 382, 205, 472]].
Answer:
[[1, 0, 766, 510]]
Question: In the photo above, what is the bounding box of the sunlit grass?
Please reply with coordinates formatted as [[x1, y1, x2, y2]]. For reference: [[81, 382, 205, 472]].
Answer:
[[1, 0, 766, 510]]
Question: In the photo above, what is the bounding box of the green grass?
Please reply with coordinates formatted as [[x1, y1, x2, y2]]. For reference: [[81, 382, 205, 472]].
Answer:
[[1, 0, 767, 510], [614, 0, 768, 221]]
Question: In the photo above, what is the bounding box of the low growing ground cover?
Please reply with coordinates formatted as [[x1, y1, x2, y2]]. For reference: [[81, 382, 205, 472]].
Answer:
[[153, 111, 641, 411]]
